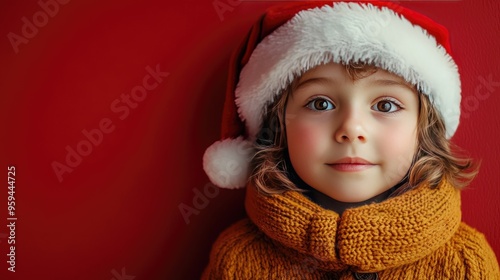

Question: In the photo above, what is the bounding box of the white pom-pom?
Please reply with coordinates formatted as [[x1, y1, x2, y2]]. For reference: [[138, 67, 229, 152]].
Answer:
[[203, 137, 254, 189]]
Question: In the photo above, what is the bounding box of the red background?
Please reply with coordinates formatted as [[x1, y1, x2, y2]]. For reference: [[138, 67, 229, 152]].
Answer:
[[0, 0, 499, 279]]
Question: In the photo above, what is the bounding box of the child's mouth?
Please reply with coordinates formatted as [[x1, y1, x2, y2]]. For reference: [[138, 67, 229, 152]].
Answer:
[[328, 163, 375, 172]]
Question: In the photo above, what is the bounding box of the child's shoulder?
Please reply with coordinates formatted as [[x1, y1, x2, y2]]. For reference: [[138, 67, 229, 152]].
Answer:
[[201, 218, 270, 279], [448, 222, 500, 278], [453, 222, 497, 251], [208, 218, 265, 252]]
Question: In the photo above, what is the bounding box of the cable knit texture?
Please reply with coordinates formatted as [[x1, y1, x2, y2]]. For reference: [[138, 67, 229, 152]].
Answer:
[[202, 180, 500, 279]]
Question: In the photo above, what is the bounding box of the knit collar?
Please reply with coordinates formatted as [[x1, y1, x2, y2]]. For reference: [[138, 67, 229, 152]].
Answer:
[[245, 180, 462, 272]]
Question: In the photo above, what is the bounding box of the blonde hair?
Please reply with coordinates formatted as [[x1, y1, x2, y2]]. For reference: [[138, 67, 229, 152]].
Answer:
[[250, 63, 479, 195]]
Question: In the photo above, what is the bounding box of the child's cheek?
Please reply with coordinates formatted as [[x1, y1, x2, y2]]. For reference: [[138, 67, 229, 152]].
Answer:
[[287, 118, 329, 158], [378, 122, 417, 167]]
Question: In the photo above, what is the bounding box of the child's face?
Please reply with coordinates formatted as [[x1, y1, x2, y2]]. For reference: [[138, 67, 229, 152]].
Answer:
[[285, 62, 419, 203]]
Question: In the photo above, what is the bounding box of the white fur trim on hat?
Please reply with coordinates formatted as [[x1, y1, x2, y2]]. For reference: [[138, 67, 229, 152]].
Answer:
[[235, 2, 461, 140], [203, 137, 254, 189]]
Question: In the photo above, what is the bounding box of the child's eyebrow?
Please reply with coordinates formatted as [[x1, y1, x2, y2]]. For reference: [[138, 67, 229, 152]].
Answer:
[[368, 79, 416, 92], [294, 77, 337, 91]]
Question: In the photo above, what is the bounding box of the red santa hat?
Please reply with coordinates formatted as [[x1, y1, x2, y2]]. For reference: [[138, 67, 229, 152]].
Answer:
[[203, 1, 461, 189]]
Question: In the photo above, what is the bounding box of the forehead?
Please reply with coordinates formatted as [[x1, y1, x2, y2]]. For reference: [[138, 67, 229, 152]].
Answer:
[[295, 62, 415, 91]]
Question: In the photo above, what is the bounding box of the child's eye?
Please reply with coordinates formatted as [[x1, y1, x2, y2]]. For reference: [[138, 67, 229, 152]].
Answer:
[[306, 98, 335, 111], [372, 99, 402, 113]]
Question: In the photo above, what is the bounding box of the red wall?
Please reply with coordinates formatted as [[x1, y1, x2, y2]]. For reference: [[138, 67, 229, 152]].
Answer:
[[0, 1, 498, 279]]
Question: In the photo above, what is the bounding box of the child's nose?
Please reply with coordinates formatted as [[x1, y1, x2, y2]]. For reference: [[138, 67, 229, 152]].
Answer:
[[334, 109, 367, 144]]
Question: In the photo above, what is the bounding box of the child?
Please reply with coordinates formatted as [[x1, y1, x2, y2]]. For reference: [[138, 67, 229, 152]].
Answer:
[[202, 1, 500, 279]]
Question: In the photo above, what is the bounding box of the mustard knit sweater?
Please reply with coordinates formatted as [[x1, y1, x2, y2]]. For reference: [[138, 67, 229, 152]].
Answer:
[[202, 180, 500, 279]]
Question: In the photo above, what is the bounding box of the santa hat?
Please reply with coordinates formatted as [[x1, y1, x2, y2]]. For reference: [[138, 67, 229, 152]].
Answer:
[[203, 1, 461, 189]]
